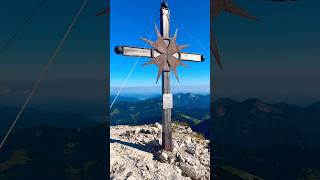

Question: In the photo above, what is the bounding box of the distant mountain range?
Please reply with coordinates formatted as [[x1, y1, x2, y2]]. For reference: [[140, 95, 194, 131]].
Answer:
[[209, 98, 320, 148], [209, 98, 320, 179], [0, 107, 99, 135], [0, 124, 107, 180], [110, 94, 320, 179], [111, 93, 210, 108], [111, 94, 320, 148], [110, 93, 210, 126], [1, 93, 320, 179], [110, 93, 320, 148]]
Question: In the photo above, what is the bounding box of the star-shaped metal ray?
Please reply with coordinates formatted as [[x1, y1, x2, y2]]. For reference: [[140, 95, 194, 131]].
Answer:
[[141, 25, 188, 83], [210, 0, 257, 70]]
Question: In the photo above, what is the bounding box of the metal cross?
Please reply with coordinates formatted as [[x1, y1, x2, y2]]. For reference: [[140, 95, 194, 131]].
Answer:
[[114, 2, 204, 151]]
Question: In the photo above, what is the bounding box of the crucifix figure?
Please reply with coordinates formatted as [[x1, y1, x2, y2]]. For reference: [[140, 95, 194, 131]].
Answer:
[[114, 2, 204, 151]]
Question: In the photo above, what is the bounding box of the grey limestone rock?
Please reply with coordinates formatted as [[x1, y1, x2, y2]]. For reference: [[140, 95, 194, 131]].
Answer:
[[110, 123, 210, 180]]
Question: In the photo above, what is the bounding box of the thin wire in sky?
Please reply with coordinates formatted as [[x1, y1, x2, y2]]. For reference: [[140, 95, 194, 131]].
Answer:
[[170, 11, 210, 55], [184, 28, 210, 54], [0, 0, 47, 56], [109, 30, 155, 110], [0, 0, 89, 153], [109, 14, 160, 110]]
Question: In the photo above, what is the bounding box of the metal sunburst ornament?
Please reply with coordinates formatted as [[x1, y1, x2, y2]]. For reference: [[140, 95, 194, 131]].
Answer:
[[141, 25, 189, 83]]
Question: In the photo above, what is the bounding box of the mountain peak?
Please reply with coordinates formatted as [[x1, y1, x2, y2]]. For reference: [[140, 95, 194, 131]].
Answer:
[[110, 123, 210, 179], [309, 101, 320, 110], [215, 98, 238, 106], [242, 98, 265, 105], [241, 98, 273, 113]]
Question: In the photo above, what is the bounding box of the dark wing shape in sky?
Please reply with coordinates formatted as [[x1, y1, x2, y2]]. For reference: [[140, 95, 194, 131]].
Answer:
[[211, 0, 257, 20], [210, 0, 257, 70], [96, 8, 110, 16], [210, 29, 223, 69]]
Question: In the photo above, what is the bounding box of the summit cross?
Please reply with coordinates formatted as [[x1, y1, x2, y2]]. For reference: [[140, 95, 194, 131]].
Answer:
[[114, 2, 205, 151]]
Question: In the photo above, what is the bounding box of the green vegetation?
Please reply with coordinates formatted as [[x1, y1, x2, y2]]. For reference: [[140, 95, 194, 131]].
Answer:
[[176, 113, 202, 125], [172, 121, 189, 133], [66, 160, 98, 179], [219, 165, 264, 180], [0, 149, 31, 171], [173, 121, 190, 128], [130, 112, 140, 121], [0, 125, 108, 179], [297, 168, 320, 180], [110, 108, 120, 116], [192, 132, 205, 141], [62, 142, 79, 156], [172, 121, 205, 141]]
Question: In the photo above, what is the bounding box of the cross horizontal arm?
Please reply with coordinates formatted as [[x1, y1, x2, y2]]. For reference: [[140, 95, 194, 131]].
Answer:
[[115, 46, 205, 62]]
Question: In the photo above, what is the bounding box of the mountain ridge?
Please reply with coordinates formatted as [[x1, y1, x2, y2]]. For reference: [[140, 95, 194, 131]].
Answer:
[[0, 107, 99, 135]]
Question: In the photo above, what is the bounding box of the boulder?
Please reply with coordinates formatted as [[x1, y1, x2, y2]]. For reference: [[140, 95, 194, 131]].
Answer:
[[110, 123, 210, 179]]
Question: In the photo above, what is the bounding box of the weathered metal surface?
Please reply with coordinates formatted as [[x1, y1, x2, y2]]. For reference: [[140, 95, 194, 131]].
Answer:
[[113, 2, 205, 152], [179, 52, 204, 62], [122, 46, 152, 57], [114, 46, 124, 54], [118, 46, 203, 62], [163, 93, 173, 109], [161, 5, 172, 152], [162, 71, 172, 151], [161, 6, 170, 39], [141, 25, 189, 82]]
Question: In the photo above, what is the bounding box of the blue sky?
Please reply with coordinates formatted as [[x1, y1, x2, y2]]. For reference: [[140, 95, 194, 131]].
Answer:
[[0, 0, 107, 107], [213, 0, 320, 104], [1, 0, 320, 105], [110, 0, 210, 94]]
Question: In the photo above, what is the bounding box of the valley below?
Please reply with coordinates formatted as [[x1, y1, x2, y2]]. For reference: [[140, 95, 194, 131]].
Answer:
[[1, 93, 320, 179]]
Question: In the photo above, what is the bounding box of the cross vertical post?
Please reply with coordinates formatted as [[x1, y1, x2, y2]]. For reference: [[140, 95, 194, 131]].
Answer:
[[160, 2, 172, 151], [114, 2, 205, 152]]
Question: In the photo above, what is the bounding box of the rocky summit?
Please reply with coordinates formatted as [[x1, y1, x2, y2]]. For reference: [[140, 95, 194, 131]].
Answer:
[[110, 123, 210, 180]]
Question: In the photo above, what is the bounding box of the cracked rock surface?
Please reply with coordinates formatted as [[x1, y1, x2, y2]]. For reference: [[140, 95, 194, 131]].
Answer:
[[110, 123, 210, 180]]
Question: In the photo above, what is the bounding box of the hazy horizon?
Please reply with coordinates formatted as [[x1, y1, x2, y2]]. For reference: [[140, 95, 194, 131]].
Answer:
[[1, 0, 320, 110]]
